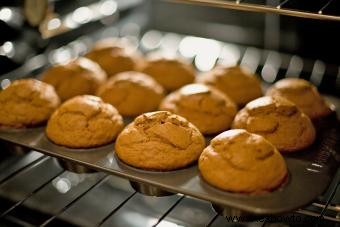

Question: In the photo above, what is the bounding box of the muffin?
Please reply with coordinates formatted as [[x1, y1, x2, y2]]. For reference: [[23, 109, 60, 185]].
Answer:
[[97, 71, 165, 117], [41, 57, 107, 101], [46, 95, 123, 148], [232, 96, 316, 152], [115, 111, 206, 171], [198, 66, 262, 106], [0, 79, 60, 128], [141, 57, 195, 91], [159, 84, 237, 134], [85, 38, 142, 77], [266, 78, 332, 119], [199, 129, 287, 193]]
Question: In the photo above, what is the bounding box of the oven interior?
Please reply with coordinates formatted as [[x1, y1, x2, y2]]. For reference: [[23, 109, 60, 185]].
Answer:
[[0, 0, 339, 226]]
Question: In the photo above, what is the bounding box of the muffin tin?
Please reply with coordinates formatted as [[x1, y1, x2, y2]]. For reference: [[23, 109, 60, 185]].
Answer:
[[0, 109, 339, 215]]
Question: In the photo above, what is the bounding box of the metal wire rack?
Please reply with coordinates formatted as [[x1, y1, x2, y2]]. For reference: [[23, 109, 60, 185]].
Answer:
[[167, 0, 340, 21], [0, 151, 339, 226]]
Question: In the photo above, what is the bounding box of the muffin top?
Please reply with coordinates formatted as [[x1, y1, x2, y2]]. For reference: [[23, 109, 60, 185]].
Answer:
[[198, 66, 262, 106], [46, 95, 123, 148], [160, 84, 237, 134], [115, 111, 206, 170], [232, 96, 316, 152], [0, 79, 60, 128], [141, 56, 195, 91], [41, 57, 107, 101], [85, 38, 142, 77], [199, 129, 287, 193], [266, 78, 332, 119], [97, 71, 165, 116]]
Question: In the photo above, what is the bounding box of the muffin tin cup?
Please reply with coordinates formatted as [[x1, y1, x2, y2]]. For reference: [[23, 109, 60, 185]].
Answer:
[[56, 159, 97, 174], [130, 181, 174, 197], [0, 110, 339, 215]]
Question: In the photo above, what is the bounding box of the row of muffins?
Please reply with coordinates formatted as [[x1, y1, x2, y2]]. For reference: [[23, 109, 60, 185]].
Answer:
[[0, 38, 333, 195]]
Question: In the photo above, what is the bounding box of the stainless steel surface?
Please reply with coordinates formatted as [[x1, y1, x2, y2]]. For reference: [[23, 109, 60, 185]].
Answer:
[[130, 181, 174, 197], [167, 0, 340, 21]]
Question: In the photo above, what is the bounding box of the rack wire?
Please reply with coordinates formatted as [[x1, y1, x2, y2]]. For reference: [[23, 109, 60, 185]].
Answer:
[[167, 0, 340, 21], [0, 151, 338, 226]]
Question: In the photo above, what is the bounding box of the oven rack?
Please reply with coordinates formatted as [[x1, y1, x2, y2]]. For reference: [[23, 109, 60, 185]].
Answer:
[[0, 151, 339, 226], [168, 0, 340, 21]]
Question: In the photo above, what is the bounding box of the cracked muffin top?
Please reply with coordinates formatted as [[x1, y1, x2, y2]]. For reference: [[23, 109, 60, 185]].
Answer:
[[0, 79, 60, 128], [197, 66, 262, 106], [199, 129, 287, 193], [115, 111, 206, 170], [85, 38, 143, 77], [266, 78, 332, 119], [232, 96, 316, 152], [46, 95, 123, 148], [159, 84, 237, 134], [96, 71, 165, 117], [140, 57, 195, 91], [41, 57, 107, 101]]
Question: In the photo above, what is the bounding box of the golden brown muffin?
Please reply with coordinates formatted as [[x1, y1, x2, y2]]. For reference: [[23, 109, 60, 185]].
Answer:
[[85, 38, 142, 77], [141, 57, 195, 91], [115, 111, 206, 171], [0, 79, 60, 128], [198, 66, 262, 106], [41, 57, 106, 101], [232, 96, 316, 152], [46, 95, 123, 148], [199, 129, 287, 194], [266, 78, 332, 119], [159, 84, 237, 134], [97, 71, 165, 117]]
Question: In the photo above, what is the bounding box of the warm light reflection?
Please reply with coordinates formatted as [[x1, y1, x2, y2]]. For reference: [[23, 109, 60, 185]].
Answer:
[[261, 64, 277, 83], [286, 55, 303, 77], [141, 30, 163, 50], [0, 41, 14, 58], [179, 36, 220, 71], [49, 47, 73, 64], [0, 79, 11, 90], [52, 172, 86, 194], [72, 7, 92, 24], [100, 0, 117, 16], [0, 8, 12, 22], [47, 18, 61, 30], [218, 44, 240, 67]]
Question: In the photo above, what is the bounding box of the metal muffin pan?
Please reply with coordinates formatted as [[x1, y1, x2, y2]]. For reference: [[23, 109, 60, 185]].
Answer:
[[0, 110, 339, 215]]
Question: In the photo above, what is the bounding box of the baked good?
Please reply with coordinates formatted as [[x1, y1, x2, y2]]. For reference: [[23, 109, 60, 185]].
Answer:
[[197, 66, 262, 106], [141, 57, 195, 91], [115, 111, 206, 170], [46, 95, 123, 148], [97, 71, 165, 116], [96, 71, 165, 116], [84, 38, 142, 77], [159, 84, 237, 134], [266, 78, 332, 119], [41, 57, 106, 101], [0, 79, 60, 128], [199, 129, 287, 193], [232, 96, 316, 152]]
